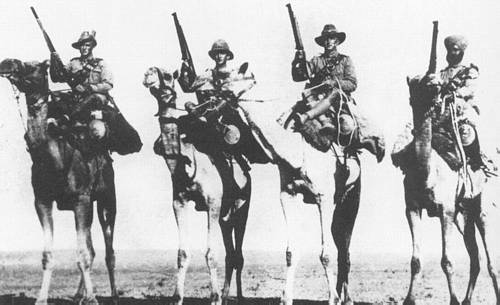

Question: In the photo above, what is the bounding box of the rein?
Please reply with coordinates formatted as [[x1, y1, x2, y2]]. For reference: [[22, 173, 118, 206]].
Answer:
[[9, 83, 27, 133], [447, 93, 474, 197]]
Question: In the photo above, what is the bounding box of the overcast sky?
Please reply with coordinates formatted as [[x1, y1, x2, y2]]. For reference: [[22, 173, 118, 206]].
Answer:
[[1, 0, 500, 259]]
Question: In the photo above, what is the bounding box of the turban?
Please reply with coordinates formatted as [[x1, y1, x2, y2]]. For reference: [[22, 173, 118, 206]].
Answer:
[[444, 35, 468, 51]]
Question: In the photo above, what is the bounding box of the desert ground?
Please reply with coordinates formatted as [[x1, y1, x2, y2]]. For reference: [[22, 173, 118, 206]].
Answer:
[[0, 250, 498, 305]]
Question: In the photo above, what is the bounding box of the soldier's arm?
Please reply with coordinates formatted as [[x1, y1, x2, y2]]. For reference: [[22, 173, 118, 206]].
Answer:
[[177, 61, 196, 92], [337, 56, 357, 93], [87, 60, 113, 94], [291, 50, 309, 82], [49, 53, 70, 83], [455, 66, 478, 100]]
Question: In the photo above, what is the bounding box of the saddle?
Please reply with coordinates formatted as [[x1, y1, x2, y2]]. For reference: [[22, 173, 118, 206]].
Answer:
[[283, 84, 357, 152], [48, 91, 142, 156]]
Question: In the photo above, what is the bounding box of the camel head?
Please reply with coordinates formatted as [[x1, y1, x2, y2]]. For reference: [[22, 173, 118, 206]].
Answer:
[[143, 67, 179, 116], [143, 67, 178, 90], [0, 58, 49, 96], [407, 73, 441, 114]]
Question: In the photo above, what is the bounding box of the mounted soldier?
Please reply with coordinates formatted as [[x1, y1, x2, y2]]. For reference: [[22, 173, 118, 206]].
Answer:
[[436, 35, 496, 174], [290, 23, 385, 162], [178, 38, 271, 171], [48, 30, 142, 155]]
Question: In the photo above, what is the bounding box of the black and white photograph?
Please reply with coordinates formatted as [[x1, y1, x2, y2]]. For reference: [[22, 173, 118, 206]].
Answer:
[[1, 0, 500, 304]]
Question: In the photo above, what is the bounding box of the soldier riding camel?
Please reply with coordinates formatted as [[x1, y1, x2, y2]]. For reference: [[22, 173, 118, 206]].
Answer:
[[291, 24, 385, 163], [437, 35, 496, 174], [393, 34, 497, 177], [49, 30, 142, 155]]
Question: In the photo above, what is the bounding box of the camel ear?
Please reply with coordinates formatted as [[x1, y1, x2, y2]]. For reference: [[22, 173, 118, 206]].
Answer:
[[406, 76, 410, 85], [238, 62, 248, 75], [173, 69, 179, 79]]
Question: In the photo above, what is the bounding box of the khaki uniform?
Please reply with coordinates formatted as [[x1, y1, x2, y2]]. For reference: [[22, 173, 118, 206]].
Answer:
[[292, 50, 385, 162], [66, 56, 113, 94]]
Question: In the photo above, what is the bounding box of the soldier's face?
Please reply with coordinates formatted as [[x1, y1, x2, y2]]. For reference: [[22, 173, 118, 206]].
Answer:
[[446, 46, 464, 66], [324, 37, 339, 51], [79, 42, 94, 57], [214, 52, 228, 66]]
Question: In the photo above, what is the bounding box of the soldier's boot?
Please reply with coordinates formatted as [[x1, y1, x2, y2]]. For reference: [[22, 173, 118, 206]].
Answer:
[[350, 129, 385, 163]]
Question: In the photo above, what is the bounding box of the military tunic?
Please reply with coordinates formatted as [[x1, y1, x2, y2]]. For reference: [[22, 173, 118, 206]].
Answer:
[[307, 52, 357, 93], [65, 56, 113, 95]]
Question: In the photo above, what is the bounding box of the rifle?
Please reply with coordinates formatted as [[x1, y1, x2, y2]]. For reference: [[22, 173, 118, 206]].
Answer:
[[30, 7, 69, 85], [427, 20, 439, 74], [172, 12, 196, 91], [286, 3, 309, 81]]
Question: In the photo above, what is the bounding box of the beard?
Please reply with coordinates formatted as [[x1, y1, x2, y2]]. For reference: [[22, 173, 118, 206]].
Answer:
[[446, 51, 464, 66]]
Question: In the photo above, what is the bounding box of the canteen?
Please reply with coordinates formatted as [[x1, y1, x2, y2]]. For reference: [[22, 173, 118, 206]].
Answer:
[[223, 124, 240, 145], [459, 123, 475, 146], [339, 113, 356, 135], [89, 119, 107, 140]]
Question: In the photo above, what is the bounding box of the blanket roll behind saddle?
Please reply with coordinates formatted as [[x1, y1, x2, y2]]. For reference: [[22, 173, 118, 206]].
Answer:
[[104, 108, 143, 155]]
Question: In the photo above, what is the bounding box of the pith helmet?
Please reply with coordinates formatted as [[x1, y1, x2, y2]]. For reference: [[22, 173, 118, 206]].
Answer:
[[72, 30, 97, 49], [314, 24, 346, 46], [208, 39, 234, 60], [444, 35, 468, 52]]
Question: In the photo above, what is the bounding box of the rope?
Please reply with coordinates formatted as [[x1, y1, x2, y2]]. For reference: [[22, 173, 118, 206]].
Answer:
[[333, 78, 357, 149], [448, 93, 474, 198], [10, 84, 27, 133]]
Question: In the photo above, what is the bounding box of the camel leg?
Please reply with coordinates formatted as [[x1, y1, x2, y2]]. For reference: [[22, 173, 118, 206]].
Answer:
[[234, 198, 249, 303], [332, 179, 361, 305], [97, 189, 118, 303], [318, 196, 340, 305], [74, 194, 98, 305], [279, 190, 301, 305], [440, 208, 460, 305], [461, 201, 480, 305], [476, 200, 500, 304], [35, 199, 54, 305], [172, 196, 190, 305], [206, 203, 222, 305], [220, 214, 235, 304], [220, 180, 250, 304], [403, 207, 423, 305]]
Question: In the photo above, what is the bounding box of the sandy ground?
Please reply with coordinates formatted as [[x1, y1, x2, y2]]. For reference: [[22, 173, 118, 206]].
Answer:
[[0, 250, 498, 305]]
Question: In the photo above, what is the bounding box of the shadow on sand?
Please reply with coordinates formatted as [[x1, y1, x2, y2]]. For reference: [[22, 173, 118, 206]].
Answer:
[[0, 295, 381, 305]]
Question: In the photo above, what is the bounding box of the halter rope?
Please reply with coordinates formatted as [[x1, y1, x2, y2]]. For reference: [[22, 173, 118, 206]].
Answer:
[[10, 83, 28, 133]]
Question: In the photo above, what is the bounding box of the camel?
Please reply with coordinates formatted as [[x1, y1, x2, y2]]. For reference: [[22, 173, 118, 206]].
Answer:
[[237, 97, 363, 305], [143, 67, 251, 305], [391, 74, 499, 305], [0, 58, 119, 304]]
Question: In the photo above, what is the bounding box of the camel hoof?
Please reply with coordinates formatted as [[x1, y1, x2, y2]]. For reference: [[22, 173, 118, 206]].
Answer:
[[403, 297, 417, 305], [73, 293, 84, 303], [79, 296, 99, 305], [330, 296, 341, 305], [170, 294, 182, 305], [342, 298, 354, 305], [462, 301, 471, 305], [35, 299, 48, 305], [280, 296, 291, 305], [450, 299, 460, 305], [210, 292, 221, 305], [237, 295, 246, 305]]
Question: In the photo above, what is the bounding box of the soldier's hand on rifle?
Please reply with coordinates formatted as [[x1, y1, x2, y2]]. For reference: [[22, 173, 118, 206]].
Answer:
[[294, 50, 305, 61]]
